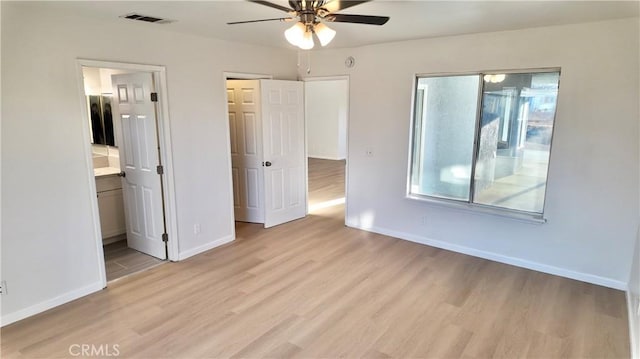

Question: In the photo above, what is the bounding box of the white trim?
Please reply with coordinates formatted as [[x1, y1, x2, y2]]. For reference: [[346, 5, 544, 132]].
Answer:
[[75, 61, 108, 289], [302, 75, 350, 82], [307, 155, 346, 161], [223, 71, 273, 80], [102, 234, 126, 246], [155, 68, 180, 261], [221, 73, 236, 238], [178, 234, 235, 261], [628, 291, 640, 359], [407, 194, 547, 224], [77, 59, 166, 73], [1, 282, 104, 327], [347, 221, 628, 290]]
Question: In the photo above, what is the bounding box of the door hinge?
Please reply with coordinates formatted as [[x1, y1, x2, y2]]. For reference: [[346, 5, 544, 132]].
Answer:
[[162, 233, 169, 242], [150, 92, 158, 102], [156, 165, 164, 175]]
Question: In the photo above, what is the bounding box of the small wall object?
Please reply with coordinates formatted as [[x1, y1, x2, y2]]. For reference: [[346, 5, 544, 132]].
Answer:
[[345, 56, 355, 68]]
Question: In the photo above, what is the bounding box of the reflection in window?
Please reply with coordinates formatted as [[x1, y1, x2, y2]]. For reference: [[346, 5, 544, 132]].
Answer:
[[409, 70, 560, 216], [474, 72, 559, 213], [410, 75, 479, 201]]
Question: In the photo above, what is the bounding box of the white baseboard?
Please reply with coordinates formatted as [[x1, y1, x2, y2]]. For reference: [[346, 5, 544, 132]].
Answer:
[[178, 234, 234, 261], [1, 235, 235, 327], [102, 233, 126, 246], [348, 222, 627, 290], [308, 155, 345, 161], [1, 281, 104, 327], [628, 291, 640, 359]]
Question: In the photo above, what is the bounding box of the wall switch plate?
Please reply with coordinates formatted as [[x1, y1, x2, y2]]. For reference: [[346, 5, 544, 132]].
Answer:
[[0, 280, 6, 295], [194, 224, 201, 235]]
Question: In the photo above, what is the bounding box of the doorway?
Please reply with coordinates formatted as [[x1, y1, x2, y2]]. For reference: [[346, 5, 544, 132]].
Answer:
[[303, 77, 349, 219], [78, 60, 178, 285], [225, 74, 307, 229]]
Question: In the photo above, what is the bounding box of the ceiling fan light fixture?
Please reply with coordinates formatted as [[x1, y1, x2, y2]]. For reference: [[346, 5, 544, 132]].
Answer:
[[298, 29, 315, 50], [314, 23, 336, 47], [285, 22, 306, 46], [231, 1, 391, 50], [483, 74, 507, 83]]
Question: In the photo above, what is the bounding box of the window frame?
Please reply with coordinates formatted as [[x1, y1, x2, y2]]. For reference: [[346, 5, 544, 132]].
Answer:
[[406, 68, 561, 223]]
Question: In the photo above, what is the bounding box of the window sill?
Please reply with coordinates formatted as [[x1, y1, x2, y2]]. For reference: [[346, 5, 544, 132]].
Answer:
[[406, 194, 547, 224]]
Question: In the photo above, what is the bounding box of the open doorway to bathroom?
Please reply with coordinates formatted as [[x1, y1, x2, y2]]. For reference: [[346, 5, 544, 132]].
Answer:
[[304, 77, 349, 220], [80, 63, 174, 282]]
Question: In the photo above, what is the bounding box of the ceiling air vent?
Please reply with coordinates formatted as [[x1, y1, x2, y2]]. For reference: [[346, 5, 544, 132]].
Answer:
[[120, 13, 174, 24]]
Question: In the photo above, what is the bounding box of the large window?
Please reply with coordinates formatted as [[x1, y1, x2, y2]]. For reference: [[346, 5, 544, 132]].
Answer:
[[409, 70, 560, 218]]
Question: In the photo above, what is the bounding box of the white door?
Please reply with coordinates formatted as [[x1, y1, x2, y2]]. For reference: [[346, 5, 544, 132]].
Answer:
[[261, 80, 307, 228], [112, 72, 166, 259], [227, 80, 265, 223]]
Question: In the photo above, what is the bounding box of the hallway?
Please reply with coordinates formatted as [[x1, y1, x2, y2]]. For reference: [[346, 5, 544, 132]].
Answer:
[[307, 158, 345, 211]]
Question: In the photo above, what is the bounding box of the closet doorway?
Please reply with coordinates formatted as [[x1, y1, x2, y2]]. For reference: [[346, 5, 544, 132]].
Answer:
[[225, 73, 307, 228]]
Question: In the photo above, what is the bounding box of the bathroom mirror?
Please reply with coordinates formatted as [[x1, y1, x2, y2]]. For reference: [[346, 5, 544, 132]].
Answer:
[[88, 94, 116, 147]]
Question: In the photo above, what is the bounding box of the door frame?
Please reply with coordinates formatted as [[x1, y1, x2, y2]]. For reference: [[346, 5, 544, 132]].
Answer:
[[222, 72, 273, 232], [76, 59, 179, 287], [301, 75, 350, 224]]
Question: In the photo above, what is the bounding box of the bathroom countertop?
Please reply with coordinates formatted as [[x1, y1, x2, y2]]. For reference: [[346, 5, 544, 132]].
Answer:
[[94, 167, 121, 177]]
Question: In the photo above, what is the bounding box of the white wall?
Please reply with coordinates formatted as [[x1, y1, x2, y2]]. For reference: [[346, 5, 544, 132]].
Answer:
[[1, 2, 297, 324], [83, 67, 128, 95], [301, 18, 640, 289], [305, 79, 348, 160], [630, 227, 640, 358], [82, 67, 102, 96]]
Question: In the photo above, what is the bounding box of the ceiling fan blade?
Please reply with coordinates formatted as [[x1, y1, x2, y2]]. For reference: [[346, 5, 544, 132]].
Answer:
[[321, 0, 370, 13], [249, 0, 294, 13], [288, 0, 301, 11], [227, 17, 292, 25], [326, 13, 389, 25]]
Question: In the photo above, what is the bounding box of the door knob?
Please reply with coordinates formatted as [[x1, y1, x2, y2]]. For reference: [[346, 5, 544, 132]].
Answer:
[[264, 161, 272, 167], [118, 171, 126, 178]]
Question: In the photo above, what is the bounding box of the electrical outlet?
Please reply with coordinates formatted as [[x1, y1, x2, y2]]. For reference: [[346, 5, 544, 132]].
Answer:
[[0, 280, 7, 295], [194, 224, 201, 235]]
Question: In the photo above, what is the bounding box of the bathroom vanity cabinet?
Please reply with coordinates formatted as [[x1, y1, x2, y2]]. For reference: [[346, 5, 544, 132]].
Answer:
[[95, 175, 126, 243]]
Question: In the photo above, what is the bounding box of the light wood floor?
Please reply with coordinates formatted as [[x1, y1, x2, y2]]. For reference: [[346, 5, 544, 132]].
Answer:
[[104, 240, 165, 282], [308, 157, 345, 206], [1, 160, 630, 358]]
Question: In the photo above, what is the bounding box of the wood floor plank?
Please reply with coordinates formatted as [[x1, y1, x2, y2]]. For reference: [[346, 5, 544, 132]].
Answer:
[[0, 159, 630, 358]]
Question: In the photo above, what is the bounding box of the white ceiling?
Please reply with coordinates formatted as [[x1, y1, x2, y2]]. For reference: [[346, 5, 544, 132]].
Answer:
[[34, 1, 639, 49]]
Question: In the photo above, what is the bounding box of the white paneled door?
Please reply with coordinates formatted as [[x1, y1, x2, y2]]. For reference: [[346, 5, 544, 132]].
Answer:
[[261, 80, 307, 228], [112, 73, 166, 259], [227, 79, 306, 228], [227, 80, 265, 223]]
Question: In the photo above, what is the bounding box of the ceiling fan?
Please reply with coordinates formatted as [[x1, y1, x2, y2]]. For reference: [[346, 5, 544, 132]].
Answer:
[[227, 0, 390, 49]]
